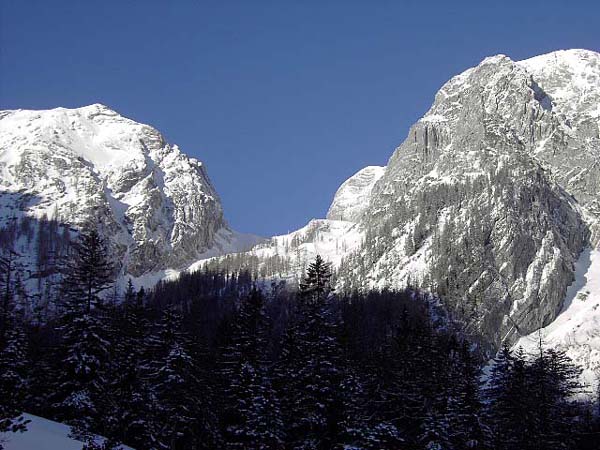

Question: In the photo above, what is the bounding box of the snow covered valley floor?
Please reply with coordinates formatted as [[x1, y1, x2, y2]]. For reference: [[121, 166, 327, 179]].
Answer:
[[0, 413, 132, 450]]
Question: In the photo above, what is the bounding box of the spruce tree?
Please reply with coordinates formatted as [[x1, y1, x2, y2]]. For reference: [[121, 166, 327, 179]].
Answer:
[[145, 306, 217, 449], [218, 288, 283, 449], [0, 248, 30, 441], [107, 281, 153, 447], [527, 343, 584, 449], [275, 255, 350, 449], [53, 227, 115, 439], [483, 344, 519, 450], [446, 340, 486, 450]]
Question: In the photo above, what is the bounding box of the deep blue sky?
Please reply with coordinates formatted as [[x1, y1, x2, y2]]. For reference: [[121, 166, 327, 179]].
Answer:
[[1, 1, 599, 236]]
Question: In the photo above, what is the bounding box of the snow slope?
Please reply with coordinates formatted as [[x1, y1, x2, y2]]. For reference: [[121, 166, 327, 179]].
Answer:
[[183, 218, 363, 285], [0, 413, 133, 450], [515, 247, 600, 390], [251, 218, 362, 269], [518, 49, 600, 124]]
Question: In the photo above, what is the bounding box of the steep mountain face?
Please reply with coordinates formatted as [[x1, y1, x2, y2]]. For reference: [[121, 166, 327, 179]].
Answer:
[[0, 104, 253, 277], [336, 49, 600, 349], [199, 49, 600, 355]]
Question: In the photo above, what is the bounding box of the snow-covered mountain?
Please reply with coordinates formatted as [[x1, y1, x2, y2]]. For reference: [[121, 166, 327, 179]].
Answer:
[[0, 104, 260, 279], [194, 50, 600, 364], [324, 49, 600, 352], [333, 50, 594, 347], [3, 50, 600, 379]]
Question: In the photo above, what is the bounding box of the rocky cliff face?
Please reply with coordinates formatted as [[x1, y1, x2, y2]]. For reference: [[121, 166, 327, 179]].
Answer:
[[334, 49, 600, 349], [0, 104, 250, 277]]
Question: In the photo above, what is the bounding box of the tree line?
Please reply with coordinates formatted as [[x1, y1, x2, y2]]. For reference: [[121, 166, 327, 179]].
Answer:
[[1, 227, 600, 449]]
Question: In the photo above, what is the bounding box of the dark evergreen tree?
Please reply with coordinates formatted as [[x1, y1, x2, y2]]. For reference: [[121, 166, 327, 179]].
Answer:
[[484, 344, 519, 450], [218, 288, 283, 449], [52, 227, 115, 439], [0, 248, 30, 442], [145, 306, 217, 449], [106, 281, 154, 447], [446, 340, 486, 450], [526, 341, 584, 450], [275, 255, 351, 449]]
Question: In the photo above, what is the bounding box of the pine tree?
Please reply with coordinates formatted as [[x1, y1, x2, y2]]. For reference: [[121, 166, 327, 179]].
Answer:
[[275, 255, 349, 449], [484, 341, 585, 450], [106, 281, 153, 447], [218, 288, 283, 449], [60, 228, 114, 314], [0, 248, 30, 441], [446, 340, 486, 449], [145, 306, 217, 449], [527, 342, 584, 449], [53, 227, 115, 439], [483, 344, 517, 449]]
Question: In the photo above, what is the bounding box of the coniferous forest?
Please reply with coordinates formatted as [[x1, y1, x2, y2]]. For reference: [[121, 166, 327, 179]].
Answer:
[[1, 227, 600, 450]]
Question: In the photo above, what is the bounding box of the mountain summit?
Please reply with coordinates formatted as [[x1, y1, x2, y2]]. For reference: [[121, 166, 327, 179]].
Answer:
[[0, 104, 257, 277], [339, 49, 600, 349]]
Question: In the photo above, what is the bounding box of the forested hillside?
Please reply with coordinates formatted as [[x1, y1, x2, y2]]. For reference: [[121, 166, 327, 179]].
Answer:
[[2, 225, 599, 449]]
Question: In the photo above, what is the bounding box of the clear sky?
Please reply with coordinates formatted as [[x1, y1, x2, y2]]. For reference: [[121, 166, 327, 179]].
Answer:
[[1, 1, 599, 236]]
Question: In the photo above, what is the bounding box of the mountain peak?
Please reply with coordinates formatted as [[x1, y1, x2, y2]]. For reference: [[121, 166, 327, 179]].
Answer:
[[327, 166, 385, 222], [77, 103, 119, 114], [0, 105, 232, 276]]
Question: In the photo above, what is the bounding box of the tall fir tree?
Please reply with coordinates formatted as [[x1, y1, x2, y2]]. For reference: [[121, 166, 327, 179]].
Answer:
[[0, 248, 30, 441], [446, 340, 486, 450], [145, 306, 218, 449], [483, 344, 520, 450], [105, 280, 154, 447], [275, 255, 351, 449], [53, 227, 115, 439], [527, 341, 584, 450], [217, 288, 283, 449]]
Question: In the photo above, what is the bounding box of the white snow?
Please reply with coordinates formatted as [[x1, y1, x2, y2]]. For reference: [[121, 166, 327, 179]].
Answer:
[[327, 166, 385, 223], [515, 247, 600, 393], [0, 104, 254, 294], [0, 413, 133, 450], [178, 218, 363, 285], [0, 105, 145, 181], [260, 218, 363, 268], [518, 49, 600, 122], [419, 114, 448, 123]]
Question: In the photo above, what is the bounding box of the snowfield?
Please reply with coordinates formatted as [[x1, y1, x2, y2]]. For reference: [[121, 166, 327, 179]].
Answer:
[[0, 414, 133, 450], [515, 247, 600, 392]]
